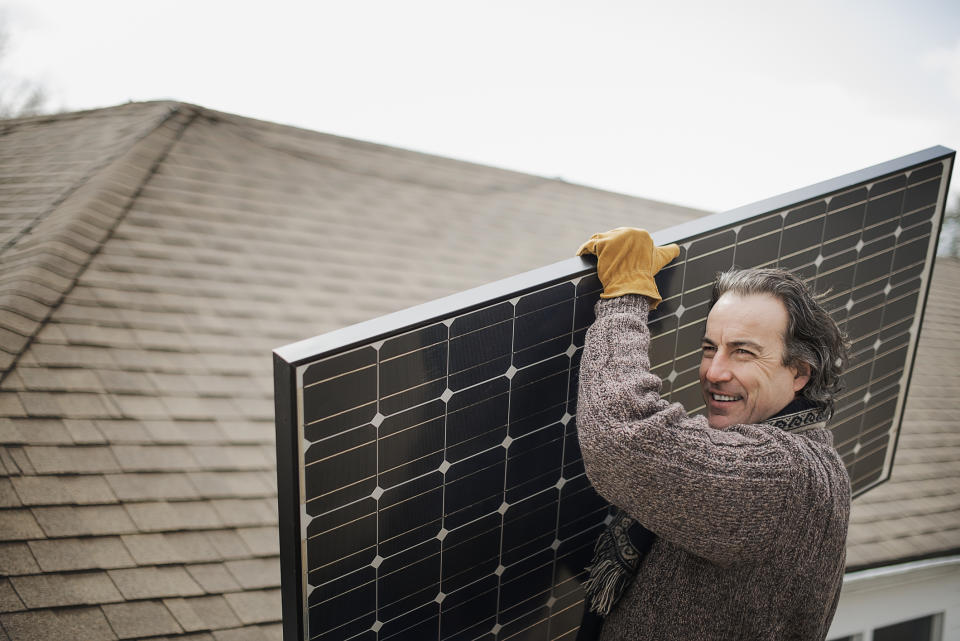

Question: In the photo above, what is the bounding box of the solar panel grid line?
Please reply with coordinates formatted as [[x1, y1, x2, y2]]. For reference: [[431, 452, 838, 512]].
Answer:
[[276, 147, 954, 641]]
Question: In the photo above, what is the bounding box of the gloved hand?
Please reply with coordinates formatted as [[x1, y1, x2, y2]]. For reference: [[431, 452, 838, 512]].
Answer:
[[576, 227, 680, 306]]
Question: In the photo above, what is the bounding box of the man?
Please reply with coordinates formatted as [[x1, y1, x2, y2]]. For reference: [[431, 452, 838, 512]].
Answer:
[[574, 228, 851, 641]]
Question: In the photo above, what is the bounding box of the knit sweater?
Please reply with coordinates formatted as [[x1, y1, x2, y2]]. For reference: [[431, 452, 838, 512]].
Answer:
[[577, 295, 851, 641]]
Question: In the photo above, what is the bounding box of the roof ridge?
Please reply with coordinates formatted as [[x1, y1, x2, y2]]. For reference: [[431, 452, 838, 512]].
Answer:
[[0, 100, 183, 130], [0, 104, 199, 383]]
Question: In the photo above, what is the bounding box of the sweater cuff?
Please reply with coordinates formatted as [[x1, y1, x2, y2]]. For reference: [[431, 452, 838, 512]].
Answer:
[[594, 293, 651, 320]]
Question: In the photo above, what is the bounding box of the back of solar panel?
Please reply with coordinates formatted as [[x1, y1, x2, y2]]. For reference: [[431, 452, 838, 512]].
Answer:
[[274, 146, 955, 641]]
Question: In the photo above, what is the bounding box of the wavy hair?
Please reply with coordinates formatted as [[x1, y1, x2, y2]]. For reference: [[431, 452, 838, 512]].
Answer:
[[709, 268, 850, 417]]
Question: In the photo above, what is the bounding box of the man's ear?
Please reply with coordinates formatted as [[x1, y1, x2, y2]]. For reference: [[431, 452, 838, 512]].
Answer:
[[792, 362, 811, 393]]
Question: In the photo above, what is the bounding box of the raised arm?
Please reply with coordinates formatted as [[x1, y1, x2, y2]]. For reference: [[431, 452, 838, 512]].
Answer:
[[575, 230, 798, 567], [576, 295, 799, 566]]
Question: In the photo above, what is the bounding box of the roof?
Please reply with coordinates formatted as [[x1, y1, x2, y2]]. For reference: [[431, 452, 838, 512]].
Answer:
[[0, 101, 709, 640], [844, 256, 960, 571]]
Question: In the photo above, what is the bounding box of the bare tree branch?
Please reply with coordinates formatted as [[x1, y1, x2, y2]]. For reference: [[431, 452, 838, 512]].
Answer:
[[0, 15, 50, 118]]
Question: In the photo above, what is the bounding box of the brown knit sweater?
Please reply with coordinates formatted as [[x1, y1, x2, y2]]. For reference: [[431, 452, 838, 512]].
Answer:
[[577, 295, 851, 641]]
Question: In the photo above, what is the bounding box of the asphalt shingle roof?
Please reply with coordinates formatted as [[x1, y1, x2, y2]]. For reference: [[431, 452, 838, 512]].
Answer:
[[0, 101, 956, 639], [0, 101, 707, 640]]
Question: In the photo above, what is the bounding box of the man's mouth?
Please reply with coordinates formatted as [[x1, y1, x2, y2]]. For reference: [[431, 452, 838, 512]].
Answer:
[[710, 393, 742, 402]]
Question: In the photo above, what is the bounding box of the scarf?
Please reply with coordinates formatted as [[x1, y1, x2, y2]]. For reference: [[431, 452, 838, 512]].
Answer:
[[576, 398, 826, 640]]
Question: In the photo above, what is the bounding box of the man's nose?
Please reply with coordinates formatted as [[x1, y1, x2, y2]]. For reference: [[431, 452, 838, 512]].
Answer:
[[705, 353, 733, 383]]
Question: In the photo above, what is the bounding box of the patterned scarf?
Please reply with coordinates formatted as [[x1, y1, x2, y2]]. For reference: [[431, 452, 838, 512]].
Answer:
[[576, 398, 826, 640]]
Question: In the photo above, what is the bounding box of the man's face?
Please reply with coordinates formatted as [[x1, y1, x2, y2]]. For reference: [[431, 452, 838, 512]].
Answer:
[[699, 293, 810, 430]]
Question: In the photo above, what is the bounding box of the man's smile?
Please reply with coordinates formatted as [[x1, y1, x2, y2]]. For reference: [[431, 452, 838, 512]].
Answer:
[[710, 392, 742, 402]]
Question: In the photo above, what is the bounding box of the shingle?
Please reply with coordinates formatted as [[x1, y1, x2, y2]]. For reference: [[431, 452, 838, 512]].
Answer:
[[210, 499, 275, 528], [15, 393, 60, 418], [25, 344, 116, 370], [61, 419, 106, 444], [5, 449, 35, 476], [1, 295, 48, 326], [172, 501, 225, 529], [222, 588, 281, 625], [184, 563, 241, 594], [0, 580, 25, 613], [92, 419, 151, 443], [31, 505, 136, 537], [57, 606, 119, 641], [119, 533, 182, 565], [0, 310, 38, 337], [204, 530, 250, 560], [224, 558, 280, 590], [9, 571, 122, 608], [133, 328, 193, 351], [122, 501, 182, 532], [111, 394, 171, 420], [188, 374, 251, 398], [188, 472, 272, 499], [212, 421, 272, 445], [11, 475, 117, 506], [0, 393, 25, 419], [121, 531, 226, 566], [236, 527, 279, 557], [0, 543, 40, 576], [59, 325, 138, 349], [0, 421, 22, 444], [125, 500, 222, 532], [164, 397, 240, 422], [0, 449, 18, 476], [164, 595, 241, 632], [104, 472, 198, 501], [0, 479, 21, 508], [0, 609, 58, 641], [107, 566, 203, 600], [58, 393, 122, 419], [258, 623, 282, 641], [101, 601, 182, 639], [160, 598, 205, 633], [0, 510, 44, 541], [188, 445, 270, 471], [15, 367, 105, 394], [0, 419, 72, 445], [0, 329, 29, 360], [141, 420, 224, 445], [212, 628, 270, 641], [0, 606, 117, 641], [24, 445, 119, 474], [28, 537, 135, 572], [95, 370, 156, 395], [110, 444, 199, 471], [231, 397, 272, 422]]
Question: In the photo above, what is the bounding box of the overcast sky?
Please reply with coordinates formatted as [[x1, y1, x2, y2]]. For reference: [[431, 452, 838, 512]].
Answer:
[[4, 0, 959, 213]]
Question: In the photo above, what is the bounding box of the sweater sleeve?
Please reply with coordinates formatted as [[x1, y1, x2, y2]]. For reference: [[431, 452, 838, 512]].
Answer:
[[576, 295, 798, 567]]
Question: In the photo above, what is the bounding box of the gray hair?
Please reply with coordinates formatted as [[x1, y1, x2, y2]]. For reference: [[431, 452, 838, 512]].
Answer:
[[709, 268, 850, 417]]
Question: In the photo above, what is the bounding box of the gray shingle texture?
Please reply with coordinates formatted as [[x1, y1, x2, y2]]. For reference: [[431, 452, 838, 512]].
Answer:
[[9, 571, 123, 608], [102, 600, 183, 639], [28, 537, 135, 572]]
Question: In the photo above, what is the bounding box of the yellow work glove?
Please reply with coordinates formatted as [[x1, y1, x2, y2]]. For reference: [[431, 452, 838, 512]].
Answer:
[[576, 228, 680, 306]]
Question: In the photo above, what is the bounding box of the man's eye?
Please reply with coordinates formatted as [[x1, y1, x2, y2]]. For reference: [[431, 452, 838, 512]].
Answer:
[[735, 348, 754, 356], [701, 345, 716, 354]]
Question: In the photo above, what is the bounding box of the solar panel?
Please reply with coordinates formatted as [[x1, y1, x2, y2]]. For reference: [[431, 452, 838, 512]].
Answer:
[[274, 145, 955, 641]]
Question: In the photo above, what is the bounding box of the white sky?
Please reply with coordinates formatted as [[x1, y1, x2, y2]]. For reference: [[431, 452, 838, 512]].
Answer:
[[3, 0, 959, 213]]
